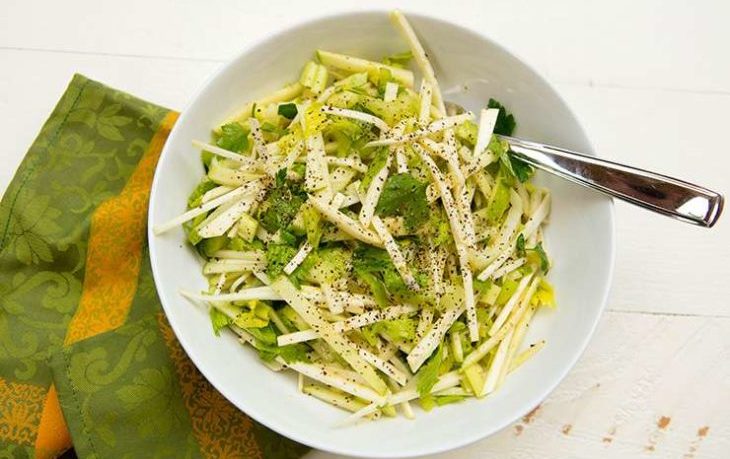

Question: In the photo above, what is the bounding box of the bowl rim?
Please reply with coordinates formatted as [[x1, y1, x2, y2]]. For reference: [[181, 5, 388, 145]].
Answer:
[[148, 8, 616, 458]]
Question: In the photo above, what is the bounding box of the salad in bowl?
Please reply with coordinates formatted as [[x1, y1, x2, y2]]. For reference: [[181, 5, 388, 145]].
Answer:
[[154, 11, 554, 424]]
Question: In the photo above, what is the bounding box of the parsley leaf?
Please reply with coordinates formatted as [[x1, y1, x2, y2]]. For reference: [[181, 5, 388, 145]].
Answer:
[[517, 235, 550, 273], [352, 245, 396, 307], [516, 234, 526, 256], [277, 103, 298, 120], [528, 242, 550, 273], [489, 132, 533, 184], [257, 169, 307, 232], [352, 245, 424, 305], [375, 173, 429, 230], [216, 122, 249, 152], [487, 98, 517, 136], [509, 156, 534, 182], [500, 151, 533, 183]]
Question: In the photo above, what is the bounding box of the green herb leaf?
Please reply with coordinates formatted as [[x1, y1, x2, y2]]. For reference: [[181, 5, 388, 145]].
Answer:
[[352, 245, 402, 306], [258, 170, 307, 232], [509, 155, 534, 182], [375, 173, 429, 230], [527, 242, 550, 273], [487, 98, 517, 136], [516, 234, 526, 257], [216, 122, 249, 152], [277, 103, 298, 120], [278, 230, 297, 247]]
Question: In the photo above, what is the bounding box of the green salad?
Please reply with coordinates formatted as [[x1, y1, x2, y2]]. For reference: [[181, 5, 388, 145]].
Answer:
[[154, 10, 554, 423]]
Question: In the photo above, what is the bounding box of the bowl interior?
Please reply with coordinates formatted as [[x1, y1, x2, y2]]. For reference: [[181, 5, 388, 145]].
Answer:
[[149, 11, 613, 458]]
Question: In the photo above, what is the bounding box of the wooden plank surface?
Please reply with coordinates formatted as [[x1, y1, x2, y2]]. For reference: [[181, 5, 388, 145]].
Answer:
[[1, 1, 728, 457]]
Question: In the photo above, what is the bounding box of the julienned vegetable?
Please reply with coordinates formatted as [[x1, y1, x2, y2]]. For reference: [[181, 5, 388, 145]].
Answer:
[[154, 10, 554, 424]]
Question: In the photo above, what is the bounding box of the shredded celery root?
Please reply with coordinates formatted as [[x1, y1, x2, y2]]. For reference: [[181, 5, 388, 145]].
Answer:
[[155, 10, 555, 424]]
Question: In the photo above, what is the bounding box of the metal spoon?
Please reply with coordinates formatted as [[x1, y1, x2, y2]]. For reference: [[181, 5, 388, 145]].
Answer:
[[446, 102, 724, 227]]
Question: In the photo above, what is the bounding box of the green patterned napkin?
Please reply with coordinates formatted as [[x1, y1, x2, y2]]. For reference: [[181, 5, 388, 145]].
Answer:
[[0, 74, 309, 459]]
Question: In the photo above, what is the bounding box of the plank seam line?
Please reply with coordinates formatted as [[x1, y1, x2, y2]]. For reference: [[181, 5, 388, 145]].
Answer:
[[606, 308, 730, 319]]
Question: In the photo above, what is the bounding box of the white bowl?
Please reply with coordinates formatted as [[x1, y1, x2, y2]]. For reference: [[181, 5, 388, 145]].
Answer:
[[148, 10, 614, 458]]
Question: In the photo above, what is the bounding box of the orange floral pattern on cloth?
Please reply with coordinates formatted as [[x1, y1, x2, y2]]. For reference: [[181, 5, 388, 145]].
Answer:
[[0, 378, 46, 446], [34, 384, 72, 458], [64, 111, 179, 345], [156, 313, 264, 459]]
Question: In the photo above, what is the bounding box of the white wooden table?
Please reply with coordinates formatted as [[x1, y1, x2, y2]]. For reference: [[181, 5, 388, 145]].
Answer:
[[2, 1, 728, 457]]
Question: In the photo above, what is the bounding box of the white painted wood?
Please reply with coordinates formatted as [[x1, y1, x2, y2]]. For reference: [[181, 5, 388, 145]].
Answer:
[[1, 1, 728, 457], [2, 1, 729, 93]]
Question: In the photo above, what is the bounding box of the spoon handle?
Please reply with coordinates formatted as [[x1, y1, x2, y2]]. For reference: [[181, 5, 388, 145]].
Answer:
[[503, 136, 724, 227]]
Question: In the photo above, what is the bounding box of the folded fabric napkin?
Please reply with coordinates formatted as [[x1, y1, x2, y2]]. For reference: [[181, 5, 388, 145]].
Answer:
[[0, 75, 309, 459]]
